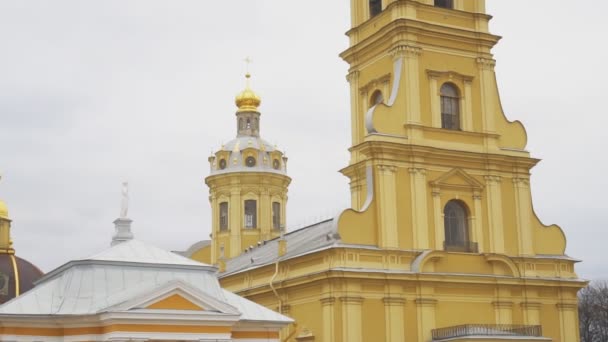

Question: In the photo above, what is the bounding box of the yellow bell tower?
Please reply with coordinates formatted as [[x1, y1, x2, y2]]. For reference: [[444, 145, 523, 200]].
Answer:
[[204, 74, 290, 265]]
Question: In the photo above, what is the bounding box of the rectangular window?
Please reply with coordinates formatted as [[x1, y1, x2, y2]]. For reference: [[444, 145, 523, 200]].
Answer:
[[369, 0, 382, 18], [272, 202, 281, 230], [244, 200, 257, 229], [219, 202, 228, 231], [434, 0, 453, 9]]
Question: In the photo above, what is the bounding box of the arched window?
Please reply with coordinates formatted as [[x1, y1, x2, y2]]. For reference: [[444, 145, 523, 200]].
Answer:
[[244, 200, 257, 228], [219, 202, 228, 231], [272, 202, 281, 230], [370, 90, 383, 108], [434, 0, 453, 9], [369, 0, 382, 18], [444, 200, 470, 251], [440, 83, 460, 130], [246, 118, 251, 129]]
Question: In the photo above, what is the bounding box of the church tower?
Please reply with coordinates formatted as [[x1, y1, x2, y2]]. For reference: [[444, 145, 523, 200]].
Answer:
[[205, 74, 290, 264]]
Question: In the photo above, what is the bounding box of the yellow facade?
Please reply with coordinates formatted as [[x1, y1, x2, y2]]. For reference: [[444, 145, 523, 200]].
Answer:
[[190, 1, 586, 341]]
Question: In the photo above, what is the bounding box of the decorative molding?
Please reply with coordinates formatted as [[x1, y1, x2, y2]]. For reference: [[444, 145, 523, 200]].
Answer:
[[383, 297, 406, 305], [415, 298, 438, 307], [426, 70, 474, 83], [493, 301, 514, 309], [430, 168, 484, 191], [484, 175, 502, 184], [556, 303, 578, 311], [521, 302, 542, 310], [473, 192, 482, 201], [359, 73, 391, 94], [512, 177, 530, 187], [389, 44, 422, 59], [340, 296, 364, 304], [408, 167, 427, 176], [476, 57, 496, 70], [320, 297, 336, 306], [377, 164, 398, 174], [346, 70, 360, 83]]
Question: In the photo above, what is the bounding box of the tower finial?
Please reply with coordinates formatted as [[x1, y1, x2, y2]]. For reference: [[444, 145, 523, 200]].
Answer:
[[235, 59, 261, 112], [112, 181, 133, 246], [0, 174, 14, 254]]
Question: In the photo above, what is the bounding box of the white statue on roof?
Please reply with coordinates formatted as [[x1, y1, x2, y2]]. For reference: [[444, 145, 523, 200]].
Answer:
[[120, 181, 129, 219]]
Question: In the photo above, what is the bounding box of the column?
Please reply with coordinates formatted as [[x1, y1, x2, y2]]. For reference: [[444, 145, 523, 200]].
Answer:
[[513, 177, 534, 256], [410, 168, 429, 250], [432, 188, 444, 250], [472, 191, 484, 253], [321, 297, 336, 341], [416, 298, 437, 342], [484, 176, 505, 254], [378, 165, 399, 249], [384, 297, 406, 342], [557, 303, 579, 342], [341, 296, 364, 342]]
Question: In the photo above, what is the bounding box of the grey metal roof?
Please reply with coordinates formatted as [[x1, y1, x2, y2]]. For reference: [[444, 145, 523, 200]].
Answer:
[[209, 136, 289, 176], [0, 238, 292, 324], [222, 219, 339, 277]]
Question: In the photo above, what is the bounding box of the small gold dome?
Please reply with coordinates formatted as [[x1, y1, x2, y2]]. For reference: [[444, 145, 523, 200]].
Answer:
[[235, 73, 261, 112], [0, 200, 8, 220]]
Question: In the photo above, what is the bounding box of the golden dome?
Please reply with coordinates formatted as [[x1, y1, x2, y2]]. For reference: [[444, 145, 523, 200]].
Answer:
[[0, 200, 7, 220], [235, 73, 261, 112]]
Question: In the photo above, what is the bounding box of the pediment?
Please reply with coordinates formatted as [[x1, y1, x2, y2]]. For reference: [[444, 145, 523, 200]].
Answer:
[[107, 280, 239, 315], [430, 168, 484, 191]]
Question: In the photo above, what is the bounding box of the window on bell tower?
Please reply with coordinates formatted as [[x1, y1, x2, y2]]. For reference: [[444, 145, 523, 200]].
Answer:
[[434, 0, 453, 9], [244, 200, 257, 229], [369, 0, 382, 18], [444, 200, 477, 253], [219, 202, 228, 231], [272, 202, 281, 230], [440, 83, 461, 130]]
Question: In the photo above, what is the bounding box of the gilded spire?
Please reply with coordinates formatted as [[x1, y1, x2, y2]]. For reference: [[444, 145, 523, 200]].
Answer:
[[0, 176, 8, 220], [0, 175, 14, 254], [235, 73, 261, 112]]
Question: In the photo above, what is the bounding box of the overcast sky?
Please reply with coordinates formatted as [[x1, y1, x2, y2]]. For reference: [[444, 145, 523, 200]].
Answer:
[[0, 1, 606, 280]]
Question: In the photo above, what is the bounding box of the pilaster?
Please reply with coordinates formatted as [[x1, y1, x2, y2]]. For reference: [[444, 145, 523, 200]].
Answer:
[[340, 296, 364, 342], [410, 167, 429, 249], [347, 70, 362, 161], [377, 165, 399, 249], [512, 177, 534, 256], [383, 297, 406, 342], [463, 80, 474, 131], [416, 298, 437, 342], [521, 302, 542, 326], [472, 191, 484, 253], [229, 187, 242, 258], [321, 297, 336, 341], [484, 175, 504, 254], [391, 45, 422, 125], [429, 74, 441, 128], [477, 58, 497, 134], [557, 303, 580, 342], [493, 301, 513, 325], [432, 188, 444, 250]]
